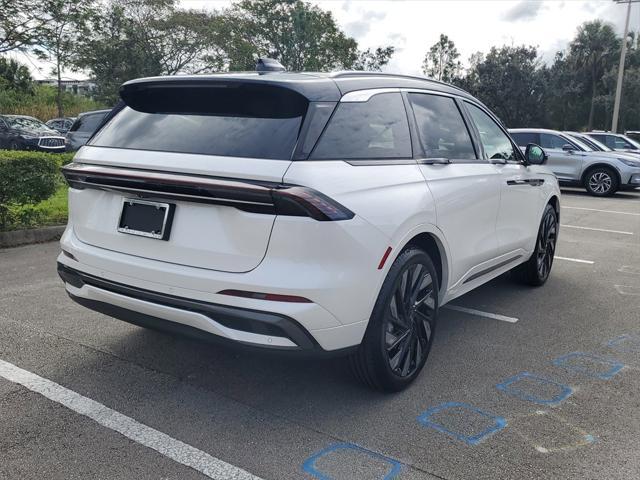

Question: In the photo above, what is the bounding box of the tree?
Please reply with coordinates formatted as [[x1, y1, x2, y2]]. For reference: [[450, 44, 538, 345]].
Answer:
[[459, 45, 546, 127], [222, 0, 359, 71], [544, 52, 585, 130], [0, 0, 51, 53], [0, 57, 34, 93], [422, 34, 461, 83], [32, 0, 96, 117], [353, 46, 395, 71], [75, 0, 226, 103], [569, 20, 620, 130]]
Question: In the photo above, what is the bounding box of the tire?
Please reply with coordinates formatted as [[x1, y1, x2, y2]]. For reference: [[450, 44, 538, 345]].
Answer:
[[9, 140, 19, 150], [512, 204, 557, 286], [349, 247, 439, 392], [584, 167, 618, 196]]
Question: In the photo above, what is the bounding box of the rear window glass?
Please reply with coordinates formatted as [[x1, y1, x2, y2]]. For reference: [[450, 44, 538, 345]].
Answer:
[[72, 113, 107, 133], [310, 93, 411, 160]]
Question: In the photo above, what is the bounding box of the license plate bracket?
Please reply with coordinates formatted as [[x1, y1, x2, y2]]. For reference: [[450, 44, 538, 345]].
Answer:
[[117, 198, 175, 240]]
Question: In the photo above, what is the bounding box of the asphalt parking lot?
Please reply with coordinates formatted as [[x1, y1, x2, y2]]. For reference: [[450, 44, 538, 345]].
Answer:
[[1, 187, 639, 480]]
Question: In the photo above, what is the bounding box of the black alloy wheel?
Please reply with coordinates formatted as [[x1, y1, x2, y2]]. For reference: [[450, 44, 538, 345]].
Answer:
[[350, 247, 439, 392], [385, 263, 435, 377], [513, 204, 558, 286]]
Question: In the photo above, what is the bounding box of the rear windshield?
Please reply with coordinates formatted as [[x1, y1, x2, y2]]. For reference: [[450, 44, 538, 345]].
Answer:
[[71, 113, 107, 133], [90, 84, 308, 160]]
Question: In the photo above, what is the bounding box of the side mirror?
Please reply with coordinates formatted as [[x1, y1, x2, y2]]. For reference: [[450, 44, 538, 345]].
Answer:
[[524, 143, 547, 165], [561, 144, 574, 152]]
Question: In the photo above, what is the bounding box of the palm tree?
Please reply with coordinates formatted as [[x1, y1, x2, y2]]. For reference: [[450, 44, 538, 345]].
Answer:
[[570, 21, 620, 130]]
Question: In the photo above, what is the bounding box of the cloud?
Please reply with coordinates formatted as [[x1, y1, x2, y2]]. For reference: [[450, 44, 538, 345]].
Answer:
[[345, 20, 371, 38], [501, 1, 543, 22], [344, 9, 386, 39]]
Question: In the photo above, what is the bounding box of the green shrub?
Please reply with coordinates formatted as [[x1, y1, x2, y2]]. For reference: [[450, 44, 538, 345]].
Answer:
[[0, 150, 71, 229]]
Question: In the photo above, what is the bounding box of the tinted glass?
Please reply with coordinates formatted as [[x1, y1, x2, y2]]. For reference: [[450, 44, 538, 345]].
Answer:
[[589, 134, 611, 148], [466, 103, 517, 161], [72, 113, 108, 133], [91, 107, 303, 160], [510, 132, 538, 147], [409, 93, 476, 160], [614, 136, 637, 149], [539, 133, 571, 149], [6, 116, 45, 129], [311, 93, 411, 160]]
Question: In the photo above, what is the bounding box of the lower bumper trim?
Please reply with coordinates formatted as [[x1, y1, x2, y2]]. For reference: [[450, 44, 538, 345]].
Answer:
[[57, 262, 320, 351]]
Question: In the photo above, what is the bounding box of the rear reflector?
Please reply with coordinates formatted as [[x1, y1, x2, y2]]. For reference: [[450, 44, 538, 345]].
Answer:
[[218, 289, 312, 303], [378, 247, 392, 270]]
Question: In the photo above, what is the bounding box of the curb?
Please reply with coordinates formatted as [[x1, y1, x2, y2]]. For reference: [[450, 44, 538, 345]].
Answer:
[[0, 225, 66, 249]]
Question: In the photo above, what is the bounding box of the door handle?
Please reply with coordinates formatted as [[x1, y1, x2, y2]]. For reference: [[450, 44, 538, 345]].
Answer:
[[506, 179, 545, 186]]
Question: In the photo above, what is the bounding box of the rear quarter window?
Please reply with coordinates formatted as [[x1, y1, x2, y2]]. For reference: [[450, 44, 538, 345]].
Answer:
[[310, 92, 411, 160]]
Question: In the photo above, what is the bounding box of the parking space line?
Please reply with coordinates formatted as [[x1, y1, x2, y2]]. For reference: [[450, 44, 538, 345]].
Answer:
[[0, 359, 262, 480], [562, 206, 640, 217], [555, 256, 594, 265], [560, 224, 634, 235], [444, 305, 518, 323]]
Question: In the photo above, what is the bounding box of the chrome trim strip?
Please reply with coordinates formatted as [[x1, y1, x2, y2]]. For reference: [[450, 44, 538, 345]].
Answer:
[[339, 88, 401, 102]]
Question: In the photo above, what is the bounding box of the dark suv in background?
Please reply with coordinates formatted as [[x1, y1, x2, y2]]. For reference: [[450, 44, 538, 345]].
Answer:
[[65, 109, 111, 152]]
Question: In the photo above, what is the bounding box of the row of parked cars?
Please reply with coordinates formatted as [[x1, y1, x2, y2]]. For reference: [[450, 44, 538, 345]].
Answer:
[[0, 109, 111, 153], [509, 129, 640, 196]]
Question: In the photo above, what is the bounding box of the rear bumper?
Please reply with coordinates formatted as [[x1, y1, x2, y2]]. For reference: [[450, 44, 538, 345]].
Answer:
[[58, 262, 357, 355]]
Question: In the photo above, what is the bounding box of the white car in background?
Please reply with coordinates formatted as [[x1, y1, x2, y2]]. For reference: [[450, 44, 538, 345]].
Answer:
[[57, 68, 560, 391]]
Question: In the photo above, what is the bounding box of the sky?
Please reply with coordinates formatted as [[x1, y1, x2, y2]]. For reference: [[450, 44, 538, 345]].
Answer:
[[11, 0, 640, 80]]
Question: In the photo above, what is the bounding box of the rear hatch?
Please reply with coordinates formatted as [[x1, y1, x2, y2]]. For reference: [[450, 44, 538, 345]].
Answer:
[[65, 78, 328, 273]]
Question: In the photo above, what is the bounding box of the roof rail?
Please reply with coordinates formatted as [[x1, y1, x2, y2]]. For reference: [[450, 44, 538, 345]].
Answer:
[[329, 71, 470, 94]]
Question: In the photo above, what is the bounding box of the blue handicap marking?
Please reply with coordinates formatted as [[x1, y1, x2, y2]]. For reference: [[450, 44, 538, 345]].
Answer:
[[553, 352, 624, 379], [417, 402, 507, 446], [496, 372, 573, 406], [302, 443, 403, 480], [606, 334, 640, 353]]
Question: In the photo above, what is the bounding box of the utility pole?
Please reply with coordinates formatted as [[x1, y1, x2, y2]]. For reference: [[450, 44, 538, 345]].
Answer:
[[611, 0, 638, 133]]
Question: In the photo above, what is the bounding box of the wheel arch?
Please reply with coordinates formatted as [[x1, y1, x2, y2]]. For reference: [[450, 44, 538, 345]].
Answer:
[[392, 228, 450, 303], [581, 163, 621, 187]]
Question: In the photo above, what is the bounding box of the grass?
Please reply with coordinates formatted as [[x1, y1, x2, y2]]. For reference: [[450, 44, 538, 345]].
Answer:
[[6, 185, 68, 231]]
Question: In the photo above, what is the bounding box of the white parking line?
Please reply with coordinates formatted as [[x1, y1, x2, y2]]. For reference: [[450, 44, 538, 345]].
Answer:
[[555, 256, 594, 265], [560, 224, 634, 235], [562, 206, 640, 217], [444, 305, 518, 323], [0, 359, 262, 480], [614, 285, 640, 296]]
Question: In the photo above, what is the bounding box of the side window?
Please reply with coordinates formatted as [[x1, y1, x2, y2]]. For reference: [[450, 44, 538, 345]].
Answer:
[[310, 93, 411, 160], [603, 135, 617, 149], [510, 132, 539, 147], [465, 102, 517, 161], [408, 93, 476, 160], [539, 133, 569, 150], [615, 136, 637, 150]]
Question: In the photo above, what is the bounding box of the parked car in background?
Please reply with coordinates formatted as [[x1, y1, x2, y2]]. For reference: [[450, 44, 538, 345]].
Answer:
[[625, 131, 640, 142], [510, 128, 640, 196], [587, 131, 640, 156], [58, 69, 559, 392], [65, 109, 110, 152], [46, 117, 76, 135], [0, 115, 65, 152]]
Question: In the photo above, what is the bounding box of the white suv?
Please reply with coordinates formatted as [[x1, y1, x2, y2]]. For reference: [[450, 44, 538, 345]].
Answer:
[[58, 71, 560, 391]]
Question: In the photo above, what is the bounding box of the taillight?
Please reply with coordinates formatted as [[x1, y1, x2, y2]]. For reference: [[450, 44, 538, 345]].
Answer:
[[62, 163, 354, 222], [218, 289, 312, 303], [272, 186, 354, 221]]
